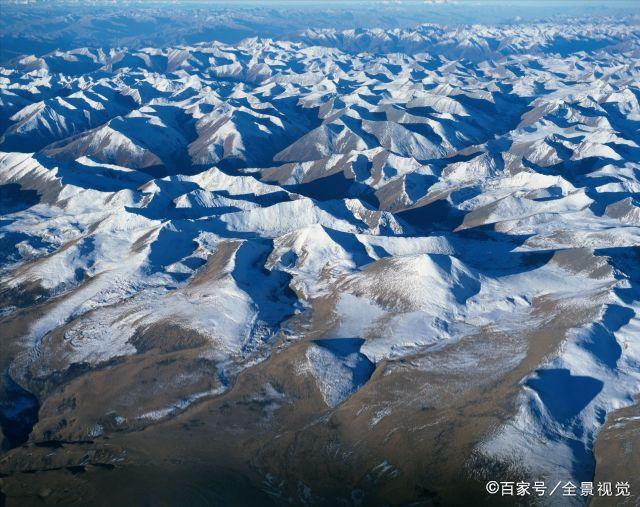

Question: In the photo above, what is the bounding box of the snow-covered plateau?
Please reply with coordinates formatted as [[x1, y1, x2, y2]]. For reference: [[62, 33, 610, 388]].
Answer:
[[0, 12, 639, 506]]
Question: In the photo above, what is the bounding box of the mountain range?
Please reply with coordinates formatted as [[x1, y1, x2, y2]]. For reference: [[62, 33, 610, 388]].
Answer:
[[1, 14, 639, 506]]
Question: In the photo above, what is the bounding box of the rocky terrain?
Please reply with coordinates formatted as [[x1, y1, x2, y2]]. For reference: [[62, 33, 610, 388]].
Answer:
[[1, 12, 639, 506]]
